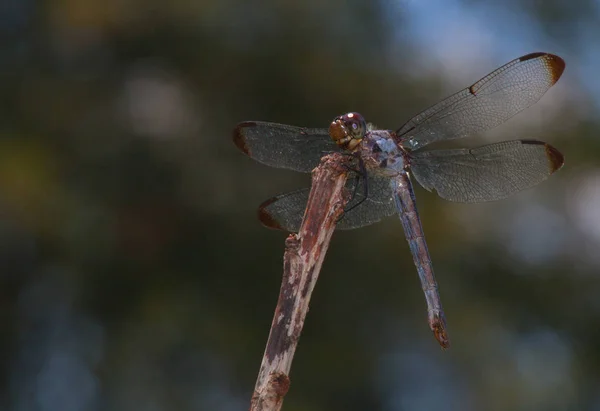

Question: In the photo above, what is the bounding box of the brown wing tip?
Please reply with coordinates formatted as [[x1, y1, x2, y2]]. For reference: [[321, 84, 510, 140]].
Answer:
[[522, 140, 564, 173], [258, 197, 285, 230], [519, 52, 565, 85], [545, 143, 565, 173], [233, 121, 257, 156], [545, 54, 566, 85], [518, 51, 550, 62]]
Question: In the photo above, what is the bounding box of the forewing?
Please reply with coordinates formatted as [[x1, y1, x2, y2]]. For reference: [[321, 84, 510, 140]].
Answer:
[[258, 174, 396, 231], [410, 140, 564, 202], [233, 121, 338, 172], [397, 53, 565, 150]]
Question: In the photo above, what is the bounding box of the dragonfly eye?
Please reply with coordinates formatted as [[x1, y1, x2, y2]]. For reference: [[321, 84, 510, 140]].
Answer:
[[343, 112, 367, 139]]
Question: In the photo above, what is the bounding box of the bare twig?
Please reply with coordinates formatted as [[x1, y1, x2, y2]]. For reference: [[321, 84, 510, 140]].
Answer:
[[249, 153, 350, 411]]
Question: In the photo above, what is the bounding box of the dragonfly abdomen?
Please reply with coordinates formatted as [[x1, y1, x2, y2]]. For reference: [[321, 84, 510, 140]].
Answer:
[[391, 173, 449, 348]]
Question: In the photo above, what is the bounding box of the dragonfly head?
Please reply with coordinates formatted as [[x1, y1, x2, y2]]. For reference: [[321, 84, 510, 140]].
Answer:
[[329, 112, 367, 151]]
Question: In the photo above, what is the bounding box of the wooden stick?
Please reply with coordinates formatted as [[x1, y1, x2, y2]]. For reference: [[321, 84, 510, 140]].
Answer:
[[249, 153, 350, 411]]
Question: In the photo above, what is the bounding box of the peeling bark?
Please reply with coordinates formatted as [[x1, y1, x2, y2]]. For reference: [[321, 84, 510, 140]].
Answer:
[[249, 153, 349, 411]]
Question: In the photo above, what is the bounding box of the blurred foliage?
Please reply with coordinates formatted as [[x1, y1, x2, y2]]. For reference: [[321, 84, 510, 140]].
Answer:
[[1, 0, 600, 410]]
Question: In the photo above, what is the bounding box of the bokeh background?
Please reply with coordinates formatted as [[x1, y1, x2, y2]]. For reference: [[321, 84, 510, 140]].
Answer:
[[1, 0, 600, 410]]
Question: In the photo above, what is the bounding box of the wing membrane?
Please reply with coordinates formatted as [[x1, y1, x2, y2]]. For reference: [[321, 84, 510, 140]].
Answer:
[[233, 121, 337, 172], [410, 140, 564, 202], [258, 174, 396, 231], [397, 53, 565, 150]]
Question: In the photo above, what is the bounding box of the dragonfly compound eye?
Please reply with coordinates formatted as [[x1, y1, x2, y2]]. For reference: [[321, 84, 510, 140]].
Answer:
[[344, 112, 367, 139]]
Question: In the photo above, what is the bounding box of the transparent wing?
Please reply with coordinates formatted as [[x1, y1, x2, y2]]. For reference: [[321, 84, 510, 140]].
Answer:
[[233, 121, 339, 173], [258, 174, 396, 231], [410, 140, 564, 203], [397, 53, 565, 150]]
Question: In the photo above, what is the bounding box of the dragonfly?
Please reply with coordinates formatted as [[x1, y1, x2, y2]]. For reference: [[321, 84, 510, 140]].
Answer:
[[233, 52, 565, 348]]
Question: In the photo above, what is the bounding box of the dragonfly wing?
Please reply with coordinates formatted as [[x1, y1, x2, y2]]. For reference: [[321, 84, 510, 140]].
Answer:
[[233, 121, 338, 173], [338, 174, 397, 229], [410, 140, 564, 203], [397, 53, 565, 150], [258, 174, 396, 231]]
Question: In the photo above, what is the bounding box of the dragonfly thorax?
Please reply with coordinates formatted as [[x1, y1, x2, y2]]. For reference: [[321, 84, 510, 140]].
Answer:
[[359, 130, 407, 175]]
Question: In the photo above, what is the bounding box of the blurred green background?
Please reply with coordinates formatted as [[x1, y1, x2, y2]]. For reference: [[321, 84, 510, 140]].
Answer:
[[1, 0, 600, 410]]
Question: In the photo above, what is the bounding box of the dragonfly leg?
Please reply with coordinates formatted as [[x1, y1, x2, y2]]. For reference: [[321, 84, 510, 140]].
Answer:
[[337, 156, 369, 224]]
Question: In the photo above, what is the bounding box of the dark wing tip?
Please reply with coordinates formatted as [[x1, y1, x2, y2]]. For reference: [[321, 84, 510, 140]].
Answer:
[[545, 143, 565, 173], [519, 52, 565, 85], [545, 54, 566, 85], [233, 121, 257, 156], [521, 140, 564, 173], [257, 196, 285, 230], [519, 52, 548, 61]]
